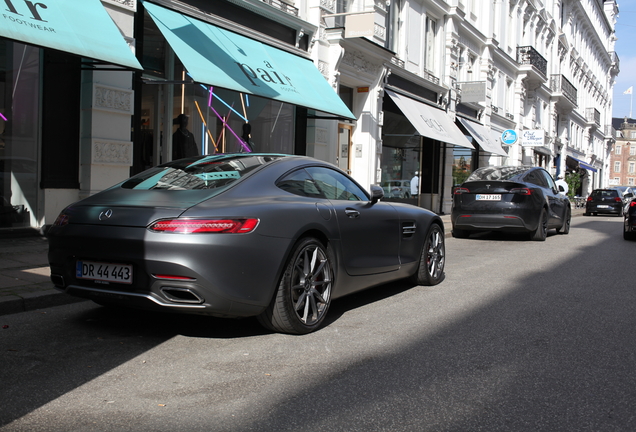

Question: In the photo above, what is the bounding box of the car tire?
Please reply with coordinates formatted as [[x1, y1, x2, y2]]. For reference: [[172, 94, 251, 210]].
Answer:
[[624, 225, 636, 241], [257, 237, 334, 335], [452, 227, 470, 238], [556, 208, 571, 234], [410, 223, 445, 286], [531, 208, 548, 241]]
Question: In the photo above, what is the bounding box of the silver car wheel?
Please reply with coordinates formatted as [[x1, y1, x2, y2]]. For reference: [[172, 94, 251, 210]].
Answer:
[[258, 237, 334, 334], [426, 226, 445, 280], [290, 243, 332, 325], [410, 223, 445, 286]]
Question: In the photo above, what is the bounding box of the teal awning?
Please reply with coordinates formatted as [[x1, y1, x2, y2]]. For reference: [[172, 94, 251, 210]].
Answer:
[[142, 1, 355, 120], [0, 0, 142, 69]]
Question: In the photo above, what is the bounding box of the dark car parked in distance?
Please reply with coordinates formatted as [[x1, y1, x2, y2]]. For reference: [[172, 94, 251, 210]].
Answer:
[[624, 198, 636, 240], [451, 165, 571, 241], [47, 153, 446, 335], [585, 189, 626, 217]]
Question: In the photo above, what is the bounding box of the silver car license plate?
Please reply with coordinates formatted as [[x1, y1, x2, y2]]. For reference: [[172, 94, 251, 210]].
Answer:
[[76, 261, 133, 284]]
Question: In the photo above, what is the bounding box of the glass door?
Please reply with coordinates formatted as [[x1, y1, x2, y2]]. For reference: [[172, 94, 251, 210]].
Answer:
[[337, 124, 353, 174]]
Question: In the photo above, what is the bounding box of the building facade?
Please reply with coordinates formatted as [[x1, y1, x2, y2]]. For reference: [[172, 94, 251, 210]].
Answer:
[[609, 118, 636, 187], [0, 0, 620, 233]]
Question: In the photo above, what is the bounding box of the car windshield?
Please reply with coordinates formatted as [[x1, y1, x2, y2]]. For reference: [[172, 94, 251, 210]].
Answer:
[[121, 154, 285, 190], [466, 166, 530, 181]]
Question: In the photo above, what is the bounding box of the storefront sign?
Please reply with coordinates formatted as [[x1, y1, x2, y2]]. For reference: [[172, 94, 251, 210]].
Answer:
[[0, 0, 142, 69], [143, 1, 355, 120], [459, 82, 487, 103], [345, 13, 375, 38], [357, 87, 369, 93], [521, 129, 545, 147], [501, 129, 518, 145]]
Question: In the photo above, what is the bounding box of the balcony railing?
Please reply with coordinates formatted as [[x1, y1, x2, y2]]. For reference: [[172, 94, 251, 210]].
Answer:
[[516, 46, 547, 77], [260, 0, 299, 16], [550, 74, 577, 106], [586, 108, 601, 127]]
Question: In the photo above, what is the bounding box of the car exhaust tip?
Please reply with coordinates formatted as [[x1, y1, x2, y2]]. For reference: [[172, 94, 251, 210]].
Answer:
[[51, 274, 65, 288], [160, 287, 204, 304]]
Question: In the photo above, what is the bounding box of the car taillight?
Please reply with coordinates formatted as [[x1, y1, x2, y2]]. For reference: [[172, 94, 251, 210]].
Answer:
[[587, 196, 593, 202], [510, 188, 532, 195], [614, 197, 622, 203], [631, 201, 636, 208], [53, 213, 69, 226], [454, 187, 469, 195], [148, 218, 259, 234]]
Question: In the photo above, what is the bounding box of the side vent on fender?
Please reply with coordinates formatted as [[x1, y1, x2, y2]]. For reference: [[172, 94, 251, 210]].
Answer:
[[402, 222, 416, 238]]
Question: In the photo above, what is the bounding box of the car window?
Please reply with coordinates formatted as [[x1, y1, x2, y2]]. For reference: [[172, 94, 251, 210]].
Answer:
[[540, 169, 557, 190], [121, 155, 283, 190], [524, 170, 548, 188], [277, 169, 326, 199], [591, 190, 619, 198], [305, 167, 368, 201], [467, 166, 529, 181]]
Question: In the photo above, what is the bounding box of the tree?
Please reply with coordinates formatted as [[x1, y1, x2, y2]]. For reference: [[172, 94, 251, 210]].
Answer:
[[565, 172, 582, 197]]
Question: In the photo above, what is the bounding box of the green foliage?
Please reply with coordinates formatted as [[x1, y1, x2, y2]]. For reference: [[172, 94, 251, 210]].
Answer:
[[565, 172, 582, 197]]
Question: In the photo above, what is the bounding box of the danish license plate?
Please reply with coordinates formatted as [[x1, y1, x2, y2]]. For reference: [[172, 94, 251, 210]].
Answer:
[[476, 194, 501, 201], [597, 205, 609, 209], [76, 261, 133, 284]]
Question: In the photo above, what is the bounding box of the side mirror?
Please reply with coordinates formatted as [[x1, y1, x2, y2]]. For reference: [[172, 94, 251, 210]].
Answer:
[[558, 185, 565, 192], [625, 193, 634, 199], [370, 185, 384, 203]]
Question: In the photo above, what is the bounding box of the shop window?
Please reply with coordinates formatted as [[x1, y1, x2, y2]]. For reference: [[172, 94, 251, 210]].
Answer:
[[134, 10, 297, 174], [379, 105, 420, 202], [0, 41, 41, 229], [452, 146, 474, 187]]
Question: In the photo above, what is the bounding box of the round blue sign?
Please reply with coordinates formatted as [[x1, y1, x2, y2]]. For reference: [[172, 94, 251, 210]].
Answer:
[[501, 129, 517, 145]]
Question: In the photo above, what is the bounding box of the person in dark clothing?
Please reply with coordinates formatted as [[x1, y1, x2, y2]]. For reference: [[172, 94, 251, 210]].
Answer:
[[172, 114, 199, 160]]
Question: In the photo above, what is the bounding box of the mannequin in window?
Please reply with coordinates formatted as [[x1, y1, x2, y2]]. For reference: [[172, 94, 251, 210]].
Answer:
[[172, 114, 199, 160]]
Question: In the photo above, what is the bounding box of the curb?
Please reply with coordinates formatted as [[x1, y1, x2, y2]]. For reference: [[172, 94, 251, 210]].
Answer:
[[0, 289, 87, 317]]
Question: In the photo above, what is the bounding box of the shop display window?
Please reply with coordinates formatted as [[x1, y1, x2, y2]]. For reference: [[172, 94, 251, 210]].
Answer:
[[0, 41, 40, 229]]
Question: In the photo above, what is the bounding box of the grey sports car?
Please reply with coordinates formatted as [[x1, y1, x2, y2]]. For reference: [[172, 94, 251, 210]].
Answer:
[[47, 154, 445, 334]]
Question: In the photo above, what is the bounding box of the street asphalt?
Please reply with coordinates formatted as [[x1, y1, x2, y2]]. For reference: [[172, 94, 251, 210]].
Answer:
[[0, 207, 586, 317]]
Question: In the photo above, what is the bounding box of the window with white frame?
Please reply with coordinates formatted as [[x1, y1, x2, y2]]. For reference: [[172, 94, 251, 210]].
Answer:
[[629, 177, 635, 186], [615, 161, 621, 172], [616, 145, 622, 155], [630, 162, 635, 174], [631, 131, 636, 139], [424, 16, 437, 73], [506, 78, 513, 116], [631, 145, 636, 156]]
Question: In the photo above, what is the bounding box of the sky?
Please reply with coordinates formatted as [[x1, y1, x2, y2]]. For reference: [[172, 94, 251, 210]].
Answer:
[[613, 0, 636, 119]]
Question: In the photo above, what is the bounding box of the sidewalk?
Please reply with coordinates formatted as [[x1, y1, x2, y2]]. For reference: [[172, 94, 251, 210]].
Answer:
[[0, 235, 83, 317], [0, 209, 585, 317]]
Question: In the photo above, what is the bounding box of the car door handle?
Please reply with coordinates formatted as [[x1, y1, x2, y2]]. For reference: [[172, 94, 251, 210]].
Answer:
[[344, 209, 360, 218]]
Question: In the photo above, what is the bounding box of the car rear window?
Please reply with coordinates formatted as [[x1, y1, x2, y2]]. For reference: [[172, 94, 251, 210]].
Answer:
[[467, 166, 529, 181], [591, 190, 619, 198], [121, 155, 284, 190]]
